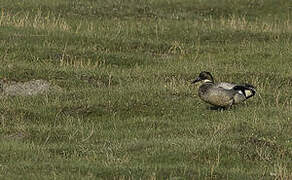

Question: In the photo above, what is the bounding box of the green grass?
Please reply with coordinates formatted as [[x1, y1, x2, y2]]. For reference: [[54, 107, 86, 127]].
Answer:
[[1, 0, 292, 179]]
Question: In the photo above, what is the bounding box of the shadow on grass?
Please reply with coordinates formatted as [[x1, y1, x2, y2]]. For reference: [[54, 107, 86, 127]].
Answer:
[[207, 106, 230, 111]]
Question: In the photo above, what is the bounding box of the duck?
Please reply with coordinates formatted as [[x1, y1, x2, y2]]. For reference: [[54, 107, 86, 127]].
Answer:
[[192, 71, 256, 108]]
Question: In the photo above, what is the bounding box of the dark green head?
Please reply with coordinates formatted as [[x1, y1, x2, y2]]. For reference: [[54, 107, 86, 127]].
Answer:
[[192, 71, 214, 84]]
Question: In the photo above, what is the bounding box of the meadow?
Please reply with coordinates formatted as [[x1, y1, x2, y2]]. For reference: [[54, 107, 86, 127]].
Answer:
[[0, 0, 292, 179]]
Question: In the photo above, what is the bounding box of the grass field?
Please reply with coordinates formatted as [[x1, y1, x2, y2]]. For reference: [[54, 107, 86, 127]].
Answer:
[[1, 0, 292, 179]]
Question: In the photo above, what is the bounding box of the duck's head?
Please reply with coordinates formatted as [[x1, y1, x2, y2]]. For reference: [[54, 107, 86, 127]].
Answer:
[[192, 71, 214, 84]]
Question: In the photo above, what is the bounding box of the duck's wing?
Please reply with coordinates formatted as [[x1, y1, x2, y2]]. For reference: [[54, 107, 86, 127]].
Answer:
[[217, 82, 256, 91], [216, 82, 237, 90]]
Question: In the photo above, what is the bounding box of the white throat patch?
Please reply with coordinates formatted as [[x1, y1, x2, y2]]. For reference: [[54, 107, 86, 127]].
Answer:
[[202, 79, 212, 83]]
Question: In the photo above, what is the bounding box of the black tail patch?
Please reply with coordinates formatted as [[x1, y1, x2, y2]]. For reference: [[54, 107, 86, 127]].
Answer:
[[233, 84, 256, 99]]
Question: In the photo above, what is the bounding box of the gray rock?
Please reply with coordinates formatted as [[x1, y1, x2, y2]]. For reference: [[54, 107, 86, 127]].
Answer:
[[0, 79, 60, 96]]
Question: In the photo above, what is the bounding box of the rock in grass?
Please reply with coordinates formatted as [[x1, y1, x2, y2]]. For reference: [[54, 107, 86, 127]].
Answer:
[[0, 79, 60, 96]]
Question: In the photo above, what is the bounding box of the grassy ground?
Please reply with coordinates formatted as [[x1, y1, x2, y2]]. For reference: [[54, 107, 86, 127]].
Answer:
[[1, 0, 292, 179]]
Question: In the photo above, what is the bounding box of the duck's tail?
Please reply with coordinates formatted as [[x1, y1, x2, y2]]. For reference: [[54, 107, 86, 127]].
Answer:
[[233, 84, 256, 99]]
